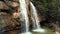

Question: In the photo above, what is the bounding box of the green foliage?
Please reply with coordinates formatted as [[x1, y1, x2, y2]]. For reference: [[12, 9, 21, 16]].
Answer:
[[31, 0, 60, 21]]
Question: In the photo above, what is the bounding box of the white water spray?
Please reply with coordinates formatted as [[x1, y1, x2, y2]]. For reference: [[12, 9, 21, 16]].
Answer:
[[19, 0, 32, 34], [30, 2, 45, 33]]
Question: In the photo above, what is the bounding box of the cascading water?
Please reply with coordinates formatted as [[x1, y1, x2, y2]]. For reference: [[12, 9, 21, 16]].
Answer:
[[30, 2, 40, 29], [30, 2, 45, 33], [19, 0, 32, 34]]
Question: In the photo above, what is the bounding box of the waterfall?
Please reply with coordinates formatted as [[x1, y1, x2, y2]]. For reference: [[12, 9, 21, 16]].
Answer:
[[30, 2, 45, 33], [19, 0, 45, 33], [19, 0, 29, 32], [19, 0, 31, 34], [30, 2, 40, 29]]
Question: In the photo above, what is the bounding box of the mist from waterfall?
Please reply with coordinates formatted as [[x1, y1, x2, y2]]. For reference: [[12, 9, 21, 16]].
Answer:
[[30, 2, 45, 32]]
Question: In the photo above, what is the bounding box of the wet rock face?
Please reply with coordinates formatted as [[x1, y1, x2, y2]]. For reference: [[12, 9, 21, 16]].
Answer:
[[0, 0, 30, 34], [0, 0, 19, 9], [4, 0, 19, 8], [0, 12, 21, 32], [0, 0, 21, 18], [0, 1, 9, 9], [12, 7, 21, 18], [0, 0, 30, 9], [4, 0, 19, 2]]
